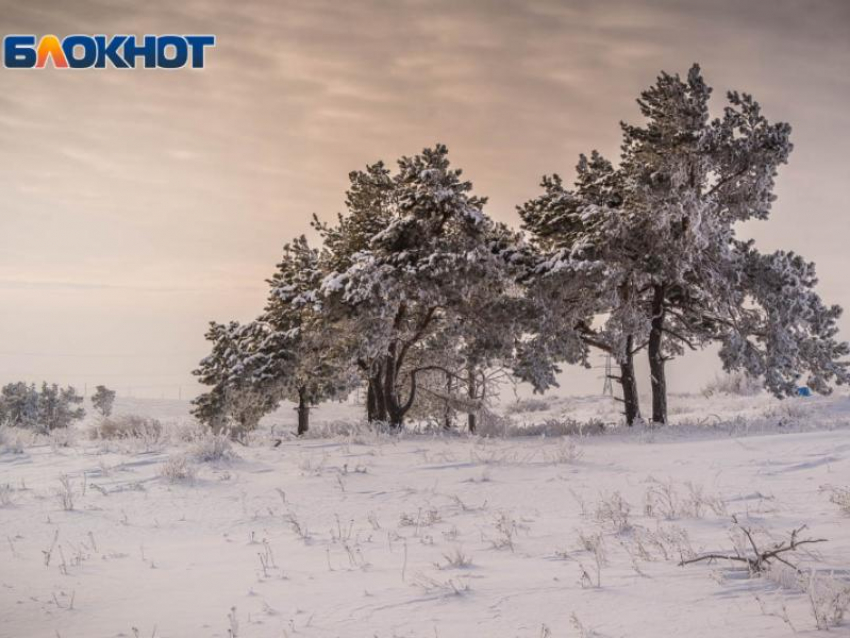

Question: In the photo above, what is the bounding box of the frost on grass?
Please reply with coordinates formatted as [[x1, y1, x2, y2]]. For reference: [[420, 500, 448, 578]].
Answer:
[[680, 517, 850, 630], [2, 392, 850, 637], [822, 485, 850, 515], [90, 414, 163, 441], [159, 455, 197, 483], [643, 476, 726, 520], [190, 432, 235, 462]]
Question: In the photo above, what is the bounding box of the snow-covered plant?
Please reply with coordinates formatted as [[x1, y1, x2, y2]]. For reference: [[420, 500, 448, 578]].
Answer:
[[504, 397, 551, 414], [701, 372, 762, 397], [520, 64, 845, 425], [48, 426, 77, 450], [543, 437, 583, 464], [315, 144, 526, 430], [90, 414, 163, 440], [0, 382, 84, 432], [57, 474, 75, 511], [805, 569, 850, 630], [260, 234, 356, 434], [0, 424, 27, 454], [440, 547, 473, 569], [518, 152, 651, 425], [0, 382, 40, 429], [411, 572, 470, 596], [570, 613, 600, 638], [190, 431, 234, 462], [719, 244, 849, 398], [594, 491, 632, 534], [191, 321, 285, 438], [193, 235, 354, 438], [38, 383, 85, 431], [823, 485, 850, 515], [0, 483, 14, 507], [159, 454, 196, 483], [91, 385, 116, 417], [643, 477, 725, 519]]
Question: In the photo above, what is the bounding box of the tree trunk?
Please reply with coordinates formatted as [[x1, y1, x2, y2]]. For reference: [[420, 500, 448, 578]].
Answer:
[[370, 371, 388, 423], [296, 386, 309, 436], [443, 372, 454, 431], [648, 283, 668, 425], [620, 335, 640, 426], [467, 364, 477, 434], [366, 379, 377, 422], [383, 354, 404, 430]]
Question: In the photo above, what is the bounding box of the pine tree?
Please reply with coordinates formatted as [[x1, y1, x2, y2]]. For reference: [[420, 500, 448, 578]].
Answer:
[[91, 385, 116, 417], [37, 383, 85, 432], [193, 236, 353, 438], [520, 65, 843, 424], [518, 154, 647, 424], [192, 321, 284, 438], [718, 243, 849, 396], [316, 144, 524, 429], [261, 235, 354, 435], [0, 382, 39, 429]]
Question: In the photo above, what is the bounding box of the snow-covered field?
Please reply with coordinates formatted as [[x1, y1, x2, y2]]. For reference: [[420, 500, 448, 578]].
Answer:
[[2, 392, 849, 638]]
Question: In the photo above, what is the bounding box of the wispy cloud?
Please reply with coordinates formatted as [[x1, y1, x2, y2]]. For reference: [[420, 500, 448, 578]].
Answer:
[[1, 0, 848, 394]]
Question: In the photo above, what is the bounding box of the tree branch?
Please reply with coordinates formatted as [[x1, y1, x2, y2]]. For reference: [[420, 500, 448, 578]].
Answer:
[[679, 518, 828, 574], [396, 306, 438, 368], [662, 326, 697, 350]]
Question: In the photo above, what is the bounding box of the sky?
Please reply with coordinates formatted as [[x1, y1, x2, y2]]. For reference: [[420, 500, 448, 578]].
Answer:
[[0, 0, 849, 400]]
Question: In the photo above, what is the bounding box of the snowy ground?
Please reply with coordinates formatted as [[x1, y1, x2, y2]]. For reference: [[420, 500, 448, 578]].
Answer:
[[1, 391, 849, 638]]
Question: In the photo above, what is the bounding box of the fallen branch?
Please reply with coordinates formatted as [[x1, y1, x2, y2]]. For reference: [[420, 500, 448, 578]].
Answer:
[[679, 516, 827, 574]]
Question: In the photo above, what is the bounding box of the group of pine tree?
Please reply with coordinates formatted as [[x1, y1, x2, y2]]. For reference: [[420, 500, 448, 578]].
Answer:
[[0, 382, 115, 432], [192, 65, 849, 437]]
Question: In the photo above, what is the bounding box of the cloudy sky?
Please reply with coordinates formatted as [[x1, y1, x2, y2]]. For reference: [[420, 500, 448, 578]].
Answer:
[[1, 0, 849, 399]]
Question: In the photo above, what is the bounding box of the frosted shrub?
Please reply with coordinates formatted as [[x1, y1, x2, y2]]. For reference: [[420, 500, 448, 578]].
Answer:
[[90, 414, 163, 440], [594, 492, 632, 534], [306, 419, 389, 439], [168, 419, 208, 443], [823, 486, 850, 515], [473, 409, 515, 437], [544, 437, 583, 464], [440, 547, 473, 569], [49, 427, 77, 450], [702, 372, 762, 398], [191, 431, 234, 462], [805, 570, 850, 630], [763, 564, 850, 630], [160, 455, 197, 483], [514, 418, 604, 438], [504, 397, 551, 415], [0, 425, 27, 454], [764, 401, 808, 423], [643, 477, 726, 520], [411, 572, 470, 596], [56, 474, 75, 511], [0, 483, 13, 507], [489, 512, 519, 551]]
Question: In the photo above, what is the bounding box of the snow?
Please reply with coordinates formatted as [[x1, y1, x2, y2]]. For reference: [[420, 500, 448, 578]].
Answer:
[[2, 392, 849, 637]]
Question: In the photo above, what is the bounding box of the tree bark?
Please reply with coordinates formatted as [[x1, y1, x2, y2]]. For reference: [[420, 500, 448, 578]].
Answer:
[[443, 372, 454, 431], [648, 283, 668, 425], [579, 324, 640, 426], [366, 380, 376, 422], [467, 364, 477, 434], [383, 353, 405, 430], [620, 335, 640, 426], [370, 370, 388, 423], [296, 386, 309, 436]]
